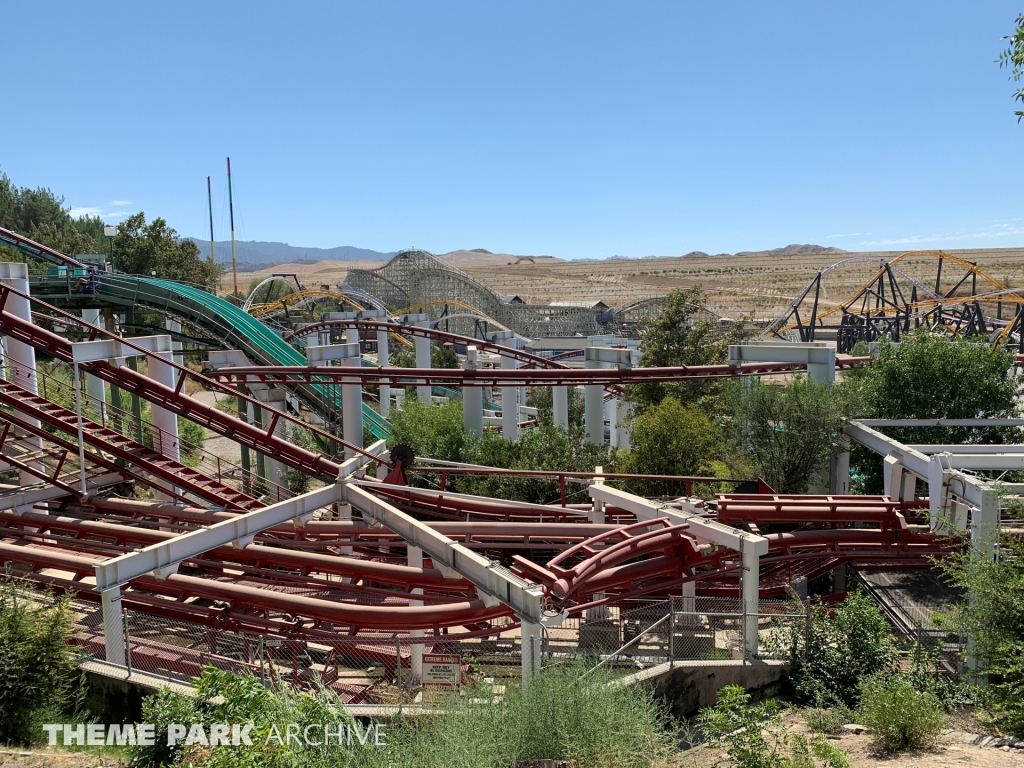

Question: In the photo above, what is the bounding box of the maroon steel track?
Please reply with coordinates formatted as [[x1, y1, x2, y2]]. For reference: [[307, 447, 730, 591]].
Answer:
[[204, 361, 834, 387], [0, 378, 263, 510]]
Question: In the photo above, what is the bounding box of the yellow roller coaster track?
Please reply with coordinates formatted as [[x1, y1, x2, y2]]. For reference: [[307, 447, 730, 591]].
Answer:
[[395, 299, 513, 332], [248, 289, 414, 347], [247, 289, 364, 317]]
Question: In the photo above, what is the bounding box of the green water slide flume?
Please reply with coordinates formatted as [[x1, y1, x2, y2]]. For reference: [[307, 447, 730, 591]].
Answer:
[[96, 276, 392, 439]]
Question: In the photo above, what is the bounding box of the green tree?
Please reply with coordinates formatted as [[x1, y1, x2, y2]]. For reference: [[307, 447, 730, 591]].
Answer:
[[0, 169, 105, 270], [629, 286, 751, 414], [938, 531, 1024, 736], [461, 423, 614, 504], [388, 398, 467, 464], [850, 333, 1022, 493], [431, 343, 459, 368], [114, 212, 221, 290], [1000, 13, 1024, 121], [619, 397, 724, 495], [0, 579, 85, 745], [729, 375, 854, 494]]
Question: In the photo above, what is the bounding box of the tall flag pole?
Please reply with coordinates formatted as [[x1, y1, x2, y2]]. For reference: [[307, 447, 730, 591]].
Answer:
[[207, 176, 216, 265], [227, 157, 239, 303]]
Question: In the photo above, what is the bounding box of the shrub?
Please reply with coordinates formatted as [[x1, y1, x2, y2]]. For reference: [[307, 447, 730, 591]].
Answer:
[[128, 687, 199, 768], [858, 674, 948, 752], [0, 579, 85, 746], [128, 666, 358, 768], [760, 592, 899, 708], [360, 664, 675, 768], [803, 705, 853, 735], [698, 686, 850, 768]]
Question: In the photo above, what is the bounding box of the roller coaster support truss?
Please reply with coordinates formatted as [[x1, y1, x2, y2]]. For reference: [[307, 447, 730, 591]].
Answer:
[[769, 251, 1024, 353], [588, 483, 768, 657]]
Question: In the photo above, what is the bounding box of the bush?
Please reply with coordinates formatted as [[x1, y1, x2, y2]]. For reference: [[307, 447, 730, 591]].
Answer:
[[698, 686, 850, 768], [128, 666, 358, 768], [803, 705, 853, 735], [128, 687, 200, 768], [362, 664, 675, 768], [0, 579, 86, 746], [858, 674, 948, 752], [761, 592, 899, 708]]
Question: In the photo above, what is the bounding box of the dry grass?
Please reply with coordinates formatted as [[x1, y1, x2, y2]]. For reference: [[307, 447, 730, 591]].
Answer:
[[225, 246, 1024, 323]]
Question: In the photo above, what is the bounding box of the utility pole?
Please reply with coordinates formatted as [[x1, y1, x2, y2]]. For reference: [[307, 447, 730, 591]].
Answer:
[[207, 176, 216, 267], [227, 157, 238, 303]]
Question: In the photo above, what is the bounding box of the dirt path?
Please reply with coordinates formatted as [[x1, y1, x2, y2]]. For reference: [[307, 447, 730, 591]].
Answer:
[[683, 714, 1023, 767]]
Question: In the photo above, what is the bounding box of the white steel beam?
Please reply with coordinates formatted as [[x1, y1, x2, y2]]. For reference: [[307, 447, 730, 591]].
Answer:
[[71, 334, 171, 363], [93, 483, 343, 590], [342, 483, 550, 625], [588, 483, 768, 554], [859, 419, 1024, 428]]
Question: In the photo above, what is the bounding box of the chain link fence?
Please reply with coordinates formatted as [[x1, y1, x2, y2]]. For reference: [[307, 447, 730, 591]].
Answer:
[[1, 575, 804, 700]]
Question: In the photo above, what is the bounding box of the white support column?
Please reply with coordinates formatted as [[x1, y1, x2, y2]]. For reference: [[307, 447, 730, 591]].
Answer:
[[165, 317, 184, 367], [614, 398, 631, 449], [101, 586, 125, 666], [82, 309, 107, 419], [500, 349, 519, 441], [551, 385, 569, 430], [462, 346, 483, 437], [486, 331, 519, 440], [606, 397, 618, 448], [583, 346, 631, 446], [583, 357, 604, 446], [254, 389, 288, 490], [364, 311, 390, 419], [0, 264, 42, 504], [972, 487, 1001, 560], [337, 502, 353, 555], [402, 314, 431, 403], [307, 341, 363, 460], [340, 355, 363, 459], [147, 350, 180, 462], [589, 467, 605, 524], [831, 437, 851, 495], [407, 546, 425, 683], [742, 545, 760, 658]]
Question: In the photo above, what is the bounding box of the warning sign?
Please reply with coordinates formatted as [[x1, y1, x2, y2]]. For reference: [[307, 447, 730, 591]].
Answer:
[[421, 653, 461, 690]]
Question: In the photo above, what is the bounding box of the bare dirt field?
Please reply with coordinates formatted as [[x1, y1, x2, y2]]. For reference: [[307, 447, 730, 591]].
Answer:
[[230, 245, 1024, 324]]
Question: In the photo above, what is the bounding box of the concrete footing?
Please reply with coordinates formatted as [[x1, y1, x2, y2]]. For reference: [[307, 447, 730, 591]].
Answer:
[[621, 659, 789, 719]]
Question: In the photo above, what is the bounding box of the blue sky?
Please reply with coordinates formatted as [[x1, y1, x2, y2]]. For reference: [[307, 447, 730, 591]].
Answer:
[[2, 2, 1023, 259]]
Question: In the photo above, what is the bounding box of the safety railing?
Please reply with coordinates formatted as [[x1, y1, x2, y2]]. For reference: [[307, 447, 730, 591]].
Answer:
[[25, 360, 296, 504]]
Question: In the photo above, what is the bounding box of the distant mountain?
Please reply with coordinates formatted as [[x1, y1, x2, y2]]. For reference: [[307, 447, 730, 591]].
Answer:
[[735, 244, 846, 257], [186, 238, 399, 265]]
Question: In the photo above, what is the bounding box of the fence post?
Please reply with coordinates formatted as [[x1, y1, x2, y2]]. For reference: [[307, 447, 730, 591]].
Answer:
[[395, 637, 403, 695], [669, 596, 676, 670], [122, 605, 132, 677]]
